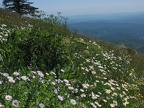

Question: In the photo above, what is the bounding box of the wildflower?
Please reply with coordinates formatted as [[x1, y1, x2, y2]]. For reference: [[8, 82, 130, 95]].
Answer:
[[50, 71, 56, 75], [98, 65, 103, 69], [7, 76, 15, 83], [37, 71, 44, 77], [1, 72, 9, 77], [123, 101, 129, 106], [81, 93, 86, 98], [94, 82, 97, 87], [91, 92, 99, 100], [110, 100, 118, 107], [58, 95, 64, 101], [81, 104, 87, 108], [68, 86, 74, 90], [129, 72, 133, 76], [21, 76, 29, 81], [60, 69, 65, 73], [86, 59, 90, 62], [81, 67, 85, 70], [0, 81, 2, 84], [92, 71, 96, 75], [8, 78, 15, 83], [85, 68, 89, 72], [7, 76, 13, 80], [113, 100, 118, 106], [96, 80, 99, 83], [112, 93, 118, 97], [124, 97, 129, 101], [100, 69, 105, 72], [45, 73, 49, 76], [105, 89, 111, 94], [54, 89, 59, 94], [51, 81, 56, 85], [116, 87, 121, 90], [39, 103, 45, 108], [12, 100, 19, 107], [63, 79, 69, 83], [103, 99, 107, 102], [90, 102, 97, 108], [111, 87, 115, 91], [13, 72, 20, 76], [89, 65, 94, 70], [28, 24, 33, 28], [55, 79, 63, 83], [82, 83, 90, 89], [1, 24, 7, 27], [32, 76, 35, 79], [70, 99, 76, 105], [94, 101, 101, 107], [122, 84, 127, 89], [5, 95, 12, 100], [120, 94, 123, 98], [74, 88, 78, 93], [122, 91, 126, 95], [65, 83, 71, 86], [80, 89, 84, 92], [0, 104, 5, 108], [31, 71, 37, 74]]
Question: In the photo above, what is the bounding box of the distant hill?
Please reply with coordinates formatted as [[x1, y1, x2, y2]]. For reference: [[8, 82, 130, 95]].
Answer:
[[67, 12, 144, 24], [67, 12, 144, 53]]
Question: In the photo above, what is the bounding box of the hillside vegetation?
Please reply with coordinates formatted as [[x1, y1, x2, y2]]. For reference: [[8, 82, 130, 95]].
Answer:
[[0, 8, 144, 108]]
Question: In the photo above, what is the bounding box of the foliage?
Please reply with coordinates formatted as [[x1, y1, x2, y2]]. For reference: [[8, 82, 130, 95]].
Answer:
[[2, 0, 38, 16], [0, 8, 44, 29], [0, 26, 69, 73], [0, 9, 144, 107]]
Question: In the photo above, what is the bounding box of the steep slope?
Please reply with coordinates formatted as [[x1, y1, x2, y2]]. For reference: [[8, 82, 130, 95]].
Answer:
[[0, 9, 144, 107]]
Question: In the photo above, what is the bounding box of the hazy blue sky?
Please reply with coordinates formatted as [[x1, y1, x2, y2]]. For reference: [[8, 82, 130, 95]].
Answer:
[[0, 0, 144, 16]]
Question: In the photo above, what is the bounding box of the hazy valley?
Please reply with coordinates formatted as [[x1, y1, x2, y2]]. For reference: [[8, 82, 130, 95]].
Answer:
[[68, 12, 144, 53]]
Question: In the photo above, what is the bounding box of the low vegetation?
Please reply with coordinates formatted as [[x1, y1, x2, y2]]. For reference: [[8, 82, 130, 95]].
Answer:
[[0, 8, 144, 108]]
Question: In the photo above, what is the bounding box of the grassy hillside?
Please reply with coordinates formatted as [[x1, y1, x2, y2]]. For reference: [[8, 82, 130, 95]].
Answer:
[[0, 8, 144, 108]]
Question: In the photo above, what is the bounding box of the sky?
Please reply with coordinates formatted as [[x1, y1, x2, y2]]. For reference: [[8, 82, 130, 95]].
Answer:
[[0, 0, 144, 16]]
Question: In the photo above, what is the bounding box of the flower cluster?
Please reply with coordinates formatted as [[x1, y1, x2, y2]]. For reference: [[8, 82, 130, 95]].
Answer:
[[0, 24, 10, 42], [0, 30, 141, 107], [4, 95, 19, 107]]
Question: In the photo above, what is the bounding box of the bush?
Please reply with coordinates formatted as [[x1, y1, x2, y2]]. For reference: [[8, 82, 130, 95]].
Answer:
[[0, 27, 67, 73]]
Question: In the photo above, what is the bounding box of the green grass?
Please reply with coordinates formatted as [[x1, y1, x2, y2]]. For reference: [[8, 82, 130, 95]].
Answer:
[[0, 8, 144, 108]]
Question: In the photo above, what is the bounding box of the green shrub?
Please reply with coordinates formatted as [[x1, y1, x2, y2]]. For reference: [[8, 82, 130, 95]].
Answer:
[[0, 27, 68, 73]]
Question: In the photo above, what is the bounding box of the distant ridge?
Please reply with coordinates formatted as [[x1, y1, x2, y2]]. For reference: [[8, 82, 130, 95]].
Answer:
[[67, 11, 144, 24], [68, 11, 144, 54]]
